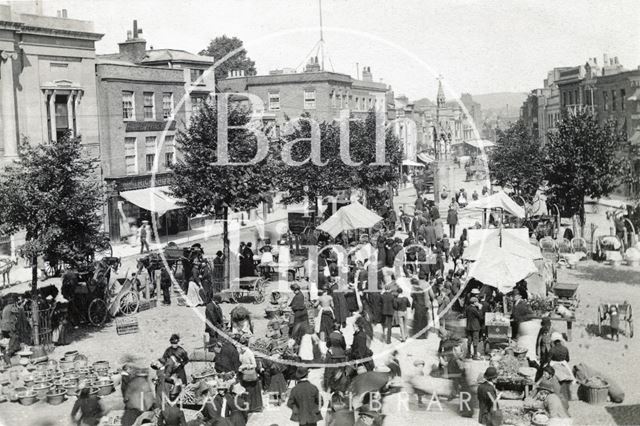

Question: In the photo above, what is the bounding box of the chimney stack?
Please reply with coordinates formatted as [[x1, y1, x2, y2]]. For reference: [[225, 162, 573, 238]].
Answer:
[[362, 66, 373, 82], [603, 54, 609, 65], [119, 20, 147, 63], [61, 9, 67, 18]]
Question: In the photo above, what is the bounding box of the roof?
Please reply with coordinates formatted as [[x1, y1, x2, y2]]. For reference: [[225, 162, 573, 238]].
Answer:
[[98, 49, 213, 66], [141, 49, 214, 65]]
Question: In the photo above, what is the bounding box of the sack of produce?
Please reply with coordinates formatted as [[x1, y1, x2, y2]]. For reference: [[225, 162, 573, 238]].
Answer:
[[573, 362, 624, 403]]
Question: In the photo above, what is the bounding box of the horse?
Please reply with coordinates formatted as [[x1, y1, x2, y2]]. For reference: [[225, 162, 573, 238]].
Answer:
[[0, 257, 17, 288]]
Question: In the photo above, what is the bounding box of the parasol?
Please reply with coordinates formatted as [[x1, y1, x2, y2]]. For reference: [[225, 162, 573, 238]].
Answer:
[[348, 371, 390, 398], [466, 247, 537, 293], [317, 201, 383, 238]]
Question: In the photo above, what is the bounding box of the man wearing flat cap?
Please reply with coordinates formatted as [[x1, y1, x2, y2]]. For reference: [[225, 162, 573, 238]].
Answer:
[[287, 367, 322, 426], [477, 367, 500, 425]]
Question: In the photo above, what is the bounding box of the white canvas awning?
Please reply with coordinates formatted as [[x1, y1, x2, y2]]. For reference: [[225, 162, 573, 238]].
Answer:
[[465, 190, 526, 218], [402, 159, 424, 167], [317, 201, 383, 238], [464, 139, 495, 150], [120, 185, 182, 216], [417, 153, 436, 164]]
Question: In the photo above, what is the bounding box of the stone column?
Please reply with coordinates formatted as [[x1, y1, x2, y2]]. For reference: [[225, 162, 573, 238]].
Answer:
[[0, 51, 18, 157], [67, 91, 74, 136], [74, 90, 82, 136], [49, 90, 57, 142]]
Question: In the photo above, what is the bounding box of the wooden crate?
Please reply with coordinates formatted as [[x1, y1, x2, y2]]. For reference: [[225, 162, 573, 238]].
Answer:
[[116, 317, 139, 335], [138, 299, 157, 312]]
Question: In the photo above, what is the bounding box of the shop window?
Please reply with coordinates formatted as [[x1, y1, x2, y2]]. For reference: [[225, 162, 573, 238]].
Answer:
[[304, 90, 316, 109], [268, 92, 280, 111]]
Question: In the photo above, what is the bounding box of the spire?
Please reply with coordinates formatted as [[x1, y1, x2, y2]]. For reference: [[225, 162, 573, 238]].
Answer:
[[437, 77, 445, 108]]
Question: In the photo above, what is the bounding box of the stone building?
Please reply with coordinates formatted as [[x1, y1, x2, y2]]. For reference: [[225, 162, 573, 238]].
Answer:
[[0, 2, 102, 256], [96, 21, 215, 241]]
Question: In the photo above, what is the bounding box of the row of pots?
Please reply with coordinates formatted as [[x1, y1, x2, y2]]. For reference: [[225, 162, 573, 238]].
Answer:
[[4, 378, 116, 406]]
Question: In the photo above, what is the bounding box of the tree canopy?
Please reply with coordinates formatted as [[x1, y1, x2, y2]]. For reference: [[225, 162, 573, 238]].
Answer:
[[488, 119, 545, 201], [544, 110, 628, 222], [275, 111, 402, 212], [200, 35, 257, 82], [0, 135, 107, 281]]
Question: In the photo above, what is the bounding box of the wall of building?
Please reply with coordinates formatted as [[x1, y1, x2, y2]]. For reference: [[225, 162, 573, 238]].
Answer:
[[96, 63, 186, 178]]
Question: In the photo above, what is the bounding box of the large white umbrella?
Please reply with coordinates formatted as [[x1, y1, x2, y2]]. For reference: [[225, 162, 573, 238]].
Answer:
[[462, 229, 542, 261], [317, 201, 383, 238], [465, 190, 525, 218], [466, 247, 537, 293]]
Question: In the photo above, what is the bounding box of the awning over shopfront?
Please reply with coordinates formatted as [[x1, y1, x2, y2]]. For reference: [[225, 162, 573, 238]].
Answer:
[[417, 153, 435, 164], [464, 139, 495, 150], [402, 159, 425, 167], [120, 185, 183, 216], [627, 88, 640, 102]]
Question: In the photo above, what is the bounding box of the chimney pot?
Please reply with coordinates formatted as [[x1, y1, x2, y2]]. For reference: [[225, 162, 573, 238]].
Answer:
[[56, 10, 61, 17], [126, 30, 132, 39], [61, 9, 67, 18]]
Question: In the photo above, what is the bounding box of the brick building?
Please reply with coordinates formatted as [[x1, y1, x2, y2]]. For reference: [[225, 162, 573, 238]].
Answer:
[[96, 21, 215, 241], [217, 57, 389, 124], [0, 2, 102, 257]]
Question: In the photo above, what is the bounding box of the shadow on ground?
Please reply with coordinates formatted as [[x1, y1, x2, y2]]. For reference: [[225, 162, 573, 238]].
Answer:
[[572, 265, 640, 284]]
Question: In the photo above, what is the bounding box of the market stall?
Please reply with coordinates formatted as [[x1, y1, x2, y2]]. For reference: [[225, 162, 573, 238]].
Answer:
[[316, 201, 383, 238]]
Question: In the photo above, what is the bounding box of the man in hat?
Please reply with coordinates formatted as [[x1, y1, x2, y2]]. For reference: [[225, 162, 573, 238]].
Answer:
[[511, 287, 534, 339], [139, 220, 150, 253], [289, 283, 308, 334], [477, 367, 500, 425], [205, 296, 224, 347], [465, 296, 483, 360], [381, 284, 396, 344], [533, 379, 571, 419], [159, 334, 189, 385], [287, 367, 322, 426]]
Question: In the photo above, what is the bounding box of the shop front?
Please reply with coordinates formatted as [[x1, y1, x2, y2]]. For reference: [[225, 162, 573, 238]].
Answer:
[[105, 173, 188, 242]]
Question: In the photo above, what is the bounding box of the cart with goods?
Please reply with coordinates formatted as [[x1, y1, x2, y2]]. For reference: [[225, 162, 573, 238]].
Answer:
[[551, 282, 579, 311], [490, 345, 535, 399], [177, 371, 236, 409], [597, 302, 633, 338], [138, 243, 209, 289], [594, 235, 624, 264], [484, 313, 511, 352], [230, 276, 267, 304]]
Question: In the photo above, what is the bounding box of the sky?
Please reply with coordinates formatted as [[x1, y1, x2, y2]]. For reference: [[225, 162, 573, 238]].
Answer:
[[31, 0, 640, 100]]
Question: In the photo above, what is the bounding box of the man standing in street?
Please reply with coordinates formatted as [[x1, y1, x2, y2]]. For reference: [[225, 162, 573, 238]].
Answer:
[[139, 220, 150, 253], [381, 285, 396, 344], [465, 296, 483, 359], [205, 297, 224, 346], [511, 288, 534, 339], [160, 266, 172, 305], [447, 205, 458, 239], [287, 367, 322, 426]]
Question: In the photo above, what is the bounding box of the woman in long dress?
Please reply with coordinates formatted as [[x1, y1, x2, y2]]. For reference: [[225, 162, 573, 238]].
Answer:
[[185, 279, 204, 307], [238, 340, 263, 413], [411, 280, 429, 339]]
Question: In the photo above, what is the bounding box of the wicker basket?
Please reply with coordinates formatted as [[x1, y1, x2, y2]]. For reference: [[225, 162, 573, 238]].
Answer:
[[582, 382, 609, 404]]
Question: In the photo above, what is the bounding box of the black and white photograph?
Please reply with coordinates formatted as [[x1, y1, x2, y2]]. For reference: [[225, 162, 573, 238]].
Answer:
[[0, 1, 639, 425]]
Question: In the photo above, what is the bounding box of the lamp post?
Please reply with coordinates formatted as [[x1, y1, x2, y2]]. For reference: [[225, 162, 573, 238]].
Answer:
[[551, 203, 561, 239]]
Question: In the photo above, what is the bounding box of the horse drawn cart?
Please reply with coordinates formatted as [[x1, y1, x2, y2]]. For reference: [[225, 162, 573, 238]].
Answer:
[[230, 276, 268, 304], [598, 302, 633, 338]]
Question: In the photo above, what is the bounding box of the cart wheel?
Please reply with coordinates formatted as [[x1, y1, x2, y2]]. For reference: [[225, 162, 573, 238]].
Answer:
[[88, 299, 108, 326], [254, 281, 265, 305], [597, 306, 602, 336], [119, 291, 140, 316]]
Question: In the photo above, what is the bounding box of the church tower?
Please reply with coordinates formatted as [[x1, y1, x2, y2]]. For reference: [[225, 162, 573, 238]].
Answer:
[[436, 79, 446, 108]]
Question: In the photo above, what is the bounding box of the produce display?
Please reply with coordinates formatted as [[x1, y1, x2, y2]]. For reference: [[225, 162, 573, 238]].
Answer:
[[528, 295, 556, 313], [491, 348, 532, 386]]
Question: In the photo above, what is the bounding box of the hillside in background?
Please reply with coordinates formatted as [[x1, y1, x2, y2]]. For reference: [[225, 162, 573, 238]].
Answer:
[[472, 92, 528, 116]]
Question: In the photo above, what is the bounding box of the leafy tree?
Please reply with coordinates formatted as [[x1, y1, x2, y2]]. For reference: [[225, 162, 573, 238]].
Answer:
[[200, 35, 257, 82], [276, 111, 402, 213], [0, 136, 107, 344], [488, 119, 545, 201], [170, 98, 278, 286], [544, 110, 629, 226]]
